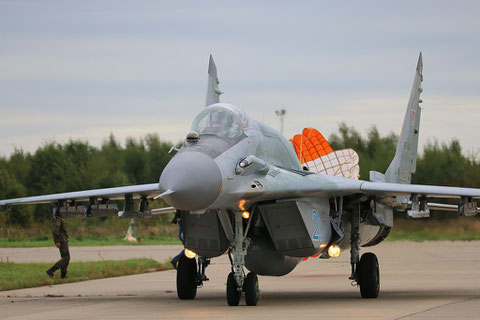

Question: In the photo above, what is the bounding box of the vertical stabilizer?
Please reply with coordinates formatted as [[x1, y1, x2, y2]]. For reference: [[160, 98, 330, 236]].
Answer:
[[205, 55, 223, 107], [385, 52, 423, 184]]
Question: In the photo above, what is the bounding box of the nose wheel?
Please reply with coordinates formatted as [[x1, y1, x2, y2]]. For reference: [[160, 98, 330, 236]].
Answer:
[[226, 272, 241, 306], [244, 272, 260, 306], [226, 272, 260, 306]]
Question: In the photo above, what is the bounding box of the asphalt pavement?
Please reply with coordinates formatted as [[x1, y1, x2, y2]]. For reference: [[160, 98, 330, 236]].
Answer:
[[1, 241, 479, 319]]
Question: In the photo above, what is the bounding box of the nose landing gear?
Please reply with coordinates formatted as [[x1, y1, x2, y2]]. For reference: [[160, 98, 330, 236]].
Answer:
[[226, 210, 259, 306]]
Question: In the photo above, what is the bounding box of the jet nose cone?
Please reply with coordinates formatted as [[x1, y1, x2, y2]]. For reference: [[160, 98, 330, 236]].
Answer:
[[159, 152, 222, 211]]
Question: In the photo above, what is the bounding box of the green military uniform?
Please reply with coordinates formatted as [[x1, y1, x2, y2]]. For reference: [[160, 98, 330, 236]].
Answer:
[[46, 217, 70, 279]]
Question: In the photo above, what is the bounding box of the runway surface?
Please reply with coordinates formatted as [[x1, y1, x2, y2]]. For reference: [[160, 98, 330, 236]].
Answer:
[[1, 241, 479, 319]]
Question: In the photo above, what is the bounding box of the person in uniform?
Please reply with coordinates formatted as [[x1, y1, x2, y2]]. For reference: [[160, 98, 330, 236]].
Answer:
[[170, 210, 185, 269], [46, 215, 70, 279]]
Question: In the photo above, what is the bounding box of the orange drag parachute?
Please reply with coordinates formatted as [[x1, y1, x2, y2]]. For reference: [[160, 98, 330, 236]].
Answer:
[[290, 128, 360, 179]]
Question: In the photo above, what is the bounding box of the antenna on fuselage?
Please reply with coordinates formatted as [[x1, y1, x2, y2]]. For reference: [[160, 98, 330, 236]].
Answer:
[[275, 108, 286, 135], [205, 55, 223, 107]]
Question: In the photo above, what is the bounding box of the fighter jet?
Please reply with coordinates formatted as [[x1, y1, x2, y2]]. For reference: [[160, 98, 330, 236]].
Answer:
[[1, 53, 479, 306]]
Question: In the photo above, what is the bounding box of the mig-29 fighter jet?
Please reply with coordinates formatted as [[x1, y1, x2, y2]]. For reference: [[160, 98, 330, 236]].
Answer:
[[1, 53, 479, 306]]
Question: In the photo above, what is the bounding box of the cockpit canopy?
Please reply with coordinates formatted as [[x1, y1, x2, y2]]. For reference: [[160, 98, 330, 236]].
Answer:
[[191, 104, 250, 139]]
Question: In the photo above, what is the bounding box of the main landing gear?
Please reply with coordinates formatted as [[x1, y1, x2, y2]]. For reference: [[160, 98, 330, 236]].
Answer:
[[349, 207, 380, 298], [226, 210, 259, 306], [176, 255, 210, 300], [357, 252, 379, 298], [177, 255, 197, 299]]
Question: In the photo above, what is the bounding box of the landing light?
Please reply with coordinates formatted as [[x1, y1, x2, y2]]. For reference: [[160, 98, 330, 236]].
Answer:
[[184, 249, 197, 259], [242, 211, 250, 219], [238, 199, 246, 211], [328, 245, 341, 258]]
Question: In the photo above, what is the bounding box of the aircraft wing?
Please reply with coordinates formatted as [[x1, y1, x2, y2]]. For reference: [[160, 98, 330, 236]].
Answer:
[[293, 174, 480, 215], [285, 173, 480, 199], [242, 169, 480, 213], [0, 183, 162, 207], [359, 181, 480, 199]]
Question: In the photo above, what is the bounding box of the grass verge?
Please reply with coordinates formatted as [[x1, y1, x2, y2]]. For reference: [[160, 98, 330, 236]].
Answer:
[[0, 258, 173, 291], [387, 217, 480, 241], [2, 217, 480, 247], [0, 237, 181, 248], [387, 230, 480, 241]]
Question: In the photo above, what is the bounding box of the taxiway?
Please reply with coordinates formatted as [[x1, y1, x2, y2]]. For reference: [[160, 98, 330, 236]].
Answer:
[[1, 241, 479, 319]]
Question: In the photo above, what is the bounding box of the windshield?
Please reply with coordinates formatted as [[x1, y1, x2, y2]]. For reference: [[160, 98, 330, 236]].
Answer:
[[191, 108, 243, 138]]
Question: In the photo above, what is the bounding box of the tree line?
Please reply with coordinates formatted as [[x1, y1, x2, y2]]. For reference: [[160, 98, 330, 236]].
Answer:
[[329, 123, 480, 188], [0, 134, 174, 227], [1, 125, 479, 227]]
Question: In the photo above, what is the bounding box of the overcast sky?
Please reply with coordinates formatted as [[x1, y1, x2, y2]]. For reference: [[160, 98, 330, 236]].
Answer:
[[0, 0, 479, 157]]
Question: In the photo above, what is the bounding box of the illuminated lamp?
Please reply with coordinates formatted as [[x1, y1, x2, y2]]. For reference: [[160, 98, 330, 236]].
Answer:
[[184, 248, 197, 259], [328, 245, 341, 258]]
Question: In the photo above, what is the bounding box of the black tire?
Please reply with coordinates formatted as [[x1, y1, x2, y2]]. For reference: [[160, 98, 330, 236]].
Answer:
[[243, 272, 260, 306], [176, 255, 197, 299], [358, 252, 380, 298], [226, 272, 241, 306]]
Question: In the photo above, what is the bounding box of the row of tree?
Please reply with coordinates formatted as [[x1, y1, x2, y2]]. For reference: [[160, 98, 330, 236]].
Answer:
[[329, 123, 480, 187], [1, 125, 479, 227], [0, 134, 174, 226]]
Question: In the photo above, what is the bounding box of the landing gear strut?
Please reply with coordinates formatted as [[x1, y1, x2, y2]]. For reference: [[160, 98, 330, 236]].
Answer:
[[226, 210, 259, 306], [196, 256, 210, 286], [349, 205, 380, 298]]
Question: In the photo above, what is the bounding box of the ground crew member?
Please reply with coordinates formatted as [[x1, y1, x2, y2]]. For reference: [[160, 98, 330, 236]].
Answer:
[[46, 215, 70, 279], [170, 210, 185, 269]]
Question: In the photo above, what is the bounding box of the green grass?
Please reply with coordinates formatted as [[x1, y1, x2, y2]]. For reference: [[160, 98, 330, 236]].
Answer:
[[0, 236, 181, 248], [0, 215, 180, 248], [387, 217, 480, 242], [2, 216, 479, 247], [0, 258, 173, 291], [387, 230, 480, 241]]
